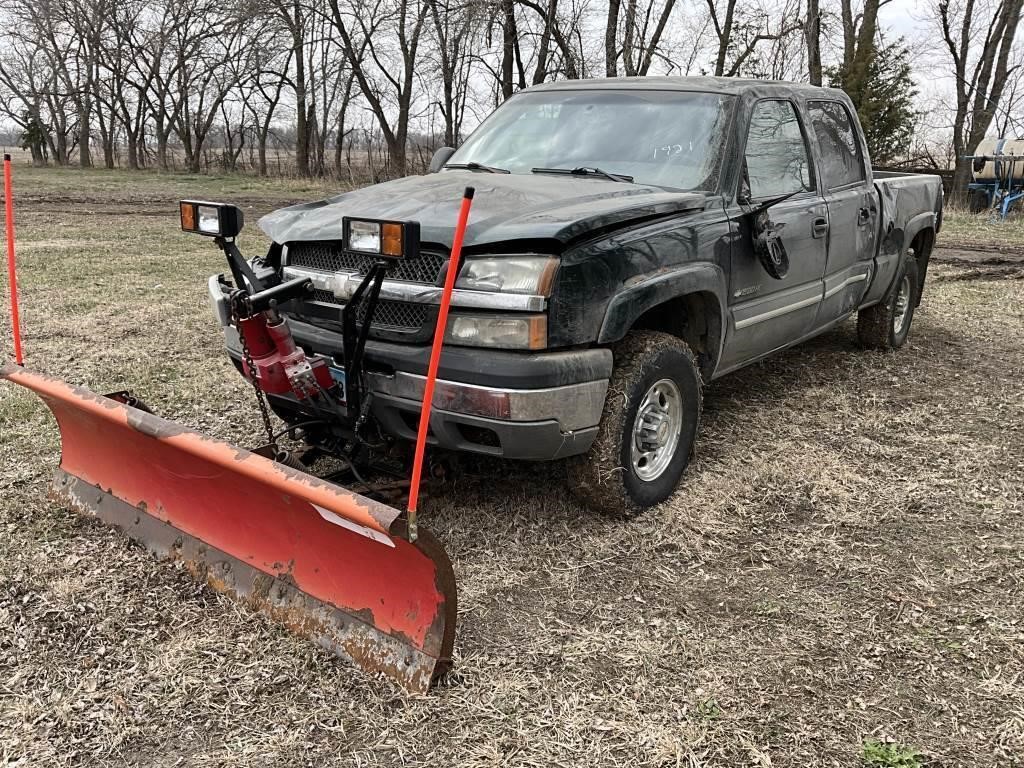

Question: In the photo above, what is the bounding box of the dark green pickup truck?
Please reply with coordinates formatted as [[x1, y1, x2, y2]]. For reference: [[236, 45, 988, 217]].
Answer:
[[210, 76, 943, 513]]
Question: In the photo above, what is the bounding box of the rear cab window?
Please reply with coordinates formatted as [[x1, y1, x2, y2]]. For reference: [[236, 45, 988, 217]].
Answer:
[[807, 100, 867, 189]]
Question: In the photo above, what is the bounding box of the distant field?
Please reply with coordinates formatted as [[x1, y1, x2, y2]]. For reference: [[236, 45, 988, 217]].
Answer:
[[941, 207, 1024, 250], [1, 167, 1022, 767]]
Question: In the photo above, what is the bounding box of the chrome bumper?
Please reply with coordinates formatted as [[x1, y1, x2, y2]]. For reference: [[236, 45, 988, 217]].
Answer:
[[222, 325, 607, 458], [224, 323, 605, 432], [366, 371, 607, 433]]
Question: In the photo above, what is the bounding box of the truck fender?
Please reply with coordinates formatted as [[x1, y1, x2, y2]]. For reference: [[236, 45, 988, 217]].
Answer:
[[864, 211, 936, 307], [597, 263, 728, 377], [902, 211, 937, 255]]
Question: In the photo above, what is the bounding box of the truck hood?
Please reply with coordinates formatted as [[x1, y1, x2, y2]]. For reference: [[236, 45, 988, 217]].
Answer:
[[259, 171, 707, 250]]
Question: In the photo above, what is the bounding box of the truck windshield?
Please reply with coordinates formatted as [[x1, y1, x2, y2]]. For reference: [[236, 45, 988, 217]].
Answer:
[[447, 89, 735, 192]]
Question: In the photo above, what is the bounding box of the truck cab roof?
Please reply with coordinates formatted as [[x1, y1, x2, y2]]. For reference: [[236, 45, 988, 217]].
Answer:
[[524, 75, 852, 102]]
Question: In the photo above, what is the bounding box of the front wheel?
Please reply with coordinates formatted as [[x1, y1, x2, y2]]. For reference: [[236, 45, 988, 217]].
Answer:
[[567, 331, 702, 515], [857, 253, 920, 350]]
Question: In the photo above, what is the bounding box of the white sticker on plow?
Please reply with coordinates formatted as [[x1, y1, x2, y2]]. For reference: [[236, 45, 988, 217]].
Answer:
[[313, 505, 396, 548]]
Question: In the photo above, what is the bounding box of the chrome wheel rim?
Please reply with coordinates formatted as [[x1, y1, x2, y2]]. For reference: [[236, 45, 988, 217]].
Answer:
[[893, 275, 912, 335], [631, 378, 683, 482]]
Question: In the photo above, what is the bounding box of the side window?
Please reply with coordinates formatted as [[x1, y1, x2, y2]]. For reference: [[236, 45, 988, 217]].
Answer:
[[742, 100, 815, 199], [807, 100, 866, 188]]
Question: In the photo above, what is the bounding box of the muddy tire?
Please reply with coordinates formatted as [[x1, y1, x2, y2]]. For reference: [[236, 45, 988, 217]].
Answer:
[[857, 253, 920, 350], [567, 331, 702, 516]]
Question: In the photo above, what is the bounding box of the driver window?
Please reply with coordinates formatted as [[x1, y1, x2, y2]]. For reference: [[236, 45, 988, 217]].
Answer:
[[743, 100, 815, 199]]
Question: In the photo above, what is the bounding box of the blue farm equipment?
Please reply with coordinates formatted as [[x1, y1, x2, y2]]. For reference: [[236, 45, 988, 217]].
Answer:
[[967, 138, 1024, 219]]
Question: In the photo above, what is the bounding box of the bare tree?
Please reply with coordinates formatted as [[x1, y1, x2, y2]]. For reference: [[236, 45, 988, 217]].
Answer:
[[242, 45, 293, 176], [837, 0, 890, 105], [428, 0, 480, 145], [0, 0, 977, 179], [605, 0, 679, 77], [516, 0, 584, 80], [161, 0, 250, 173], [705, 0, 801, 77], [325, 0, 430, 176], [933, 0, 1024, 198], [0, 24, 57, 165]]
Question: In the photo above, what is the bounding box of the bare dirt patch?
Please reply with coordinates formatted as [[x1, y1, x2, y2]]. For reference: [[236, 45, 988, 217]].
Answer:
[[1, 169, 1022, 767]]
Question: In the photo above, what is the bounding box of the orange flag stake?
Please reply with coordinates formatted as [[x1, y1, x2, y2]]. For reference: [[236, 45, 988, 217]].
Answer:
[[406, 186, 475, 540], [3, 153, 23, 365]]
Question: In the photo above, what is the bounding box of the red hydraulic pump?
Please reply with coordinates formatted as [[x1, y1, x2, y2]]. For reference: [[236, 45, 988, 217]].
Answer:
[[236, 309, 334, 399]]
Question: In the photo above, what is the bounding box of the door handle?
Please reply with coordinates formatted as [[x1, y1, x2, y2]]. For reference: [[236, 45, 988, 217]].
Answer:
[[858, 207, 871, 224], [812, 216, 829, 238]]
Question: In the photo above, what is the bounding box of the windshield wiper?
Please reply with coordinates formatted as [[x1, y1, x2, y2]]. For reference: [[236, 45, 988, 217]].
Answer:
[[443, 161, 510, 174], [532, 166, 634, 183]]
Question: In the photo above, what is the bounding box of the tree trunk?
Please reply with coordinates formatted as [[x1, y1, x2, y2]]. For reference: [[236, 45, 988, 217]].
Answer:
[[292, 4, 307, 176], [806, 0, 822, 86], [54, 134, 69, 166], [390, 128, 407, 177], [78, 106, 93, 168], [155, 118, 170, 171], [126, 133, 139, 171], [711, 0, 737, 77], [258, 128, 269, 176], [605, 0, 621, 76], [533, 0, 557, 83], [501, 0, 516, 98], [622, 0, 637, 76]]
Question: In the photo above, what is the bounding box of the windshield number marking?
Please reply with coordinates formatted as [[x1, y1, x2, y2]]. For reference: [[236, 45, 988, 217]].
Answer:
[[654, 144, 684, 159]]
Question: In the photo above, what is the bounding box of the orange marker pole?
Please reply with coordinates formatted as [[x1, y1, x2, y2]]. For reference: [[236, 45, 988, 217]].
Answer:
[[3, 153, 23, 365], [406, 186, 474, 541]]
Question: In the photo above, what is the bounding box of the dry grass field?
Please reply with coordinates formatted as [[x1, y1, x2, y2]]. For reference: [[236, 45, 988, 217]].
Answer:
[[1, 167, 1022, 767]]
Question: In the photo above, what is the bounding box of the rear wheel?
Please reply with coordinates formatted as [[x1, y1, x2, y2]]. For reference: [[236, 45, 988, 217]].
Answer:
[[857, 253, 919, 350], [568, 331, 702, 515]]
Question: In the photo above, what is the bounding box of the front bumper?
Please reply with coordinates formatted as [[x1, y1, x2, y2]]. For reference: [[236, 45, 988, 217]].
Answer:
[[222, 319, 611, 461]]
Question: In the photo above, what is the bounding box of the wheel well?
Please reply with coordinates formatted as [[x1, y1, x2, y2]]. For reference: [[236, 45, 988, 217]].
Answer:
[[631, 292, 721, 379], [909, 228, 934, 305]]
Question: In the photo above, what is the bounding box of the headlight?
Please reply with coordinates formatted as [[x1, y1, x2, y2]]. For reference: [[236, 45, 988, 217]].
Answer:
[[445, 314, 547, 350], [455, 256, 558, 295]]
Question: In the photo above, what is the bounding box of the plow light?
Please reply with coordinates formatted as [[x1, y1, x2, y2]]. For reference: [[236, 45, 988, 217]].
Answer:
[[344, 217, 419, 259], [180, 200, 244, 238]]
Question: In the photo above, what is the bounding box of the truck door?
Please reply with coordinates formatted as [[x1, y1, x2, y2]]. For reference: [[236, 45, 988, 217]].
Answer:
[[805, 100, 878, 323], [721, 99, 828, 371]]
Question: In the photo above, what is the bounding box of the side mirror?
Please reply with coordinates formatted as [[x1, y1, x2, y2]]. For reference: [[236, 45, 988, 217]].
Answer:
[[428, 146, 456, 173]]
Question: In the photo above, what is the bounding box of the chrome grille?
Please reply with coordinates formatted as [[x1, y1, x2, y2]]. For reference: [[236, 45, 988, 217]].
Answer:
[[309, 289, 427, 332], [288, 242, 446, 284]]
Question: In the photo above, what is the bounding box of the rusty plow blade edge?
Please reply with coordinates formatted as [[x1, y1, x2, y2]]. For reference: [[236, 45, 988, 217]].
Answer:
[[1, 363, 456, 693]]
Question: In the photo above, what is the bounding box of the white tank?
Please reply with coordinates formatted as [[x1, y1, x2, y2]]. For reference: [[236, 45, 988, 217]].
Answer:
[[973, 138, 1024, 181]]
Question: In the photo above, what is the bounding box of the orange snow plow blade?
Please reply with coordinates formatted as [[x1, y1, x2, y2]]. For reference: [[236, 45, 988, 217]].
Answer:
[[1, 363, 455, 693]]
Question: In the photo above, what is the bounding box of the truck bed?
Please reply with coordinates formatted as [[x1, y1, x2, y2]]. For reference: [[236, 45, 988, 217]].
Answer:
[[868, 170, 943, 307]]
